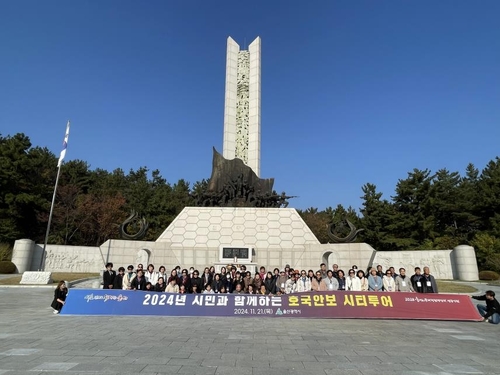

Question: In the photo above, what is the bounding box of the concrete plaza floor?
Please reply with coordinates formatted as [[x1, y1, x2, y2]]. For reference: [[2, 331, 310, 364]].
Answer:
[[0, 287, 499, 375]]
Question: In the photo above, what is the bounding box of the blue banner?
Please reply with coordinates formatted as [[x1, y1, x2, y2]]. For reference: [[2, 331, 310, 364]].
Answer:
[[60, 288, 481, 320], [62, 289, 283, 317]]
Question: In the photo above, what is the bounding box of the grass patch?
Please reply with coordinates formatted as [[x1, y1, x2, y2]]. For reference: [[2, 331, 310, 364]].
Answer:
[[437, 280, 477, 293], [474, 280, 500, 284], [0, 272, 99, 285], [486, 280, 500, 286]]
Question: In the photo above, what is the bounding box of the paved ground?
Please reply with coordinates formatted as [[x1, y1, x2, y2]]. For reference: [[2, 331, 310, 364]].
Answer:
[[0, 287, 499, 375]]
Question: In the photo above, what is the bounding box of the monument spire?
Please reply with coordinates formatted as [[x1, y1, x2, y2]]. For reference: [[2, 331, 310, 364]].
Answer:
[[222, 36, 261, 177]]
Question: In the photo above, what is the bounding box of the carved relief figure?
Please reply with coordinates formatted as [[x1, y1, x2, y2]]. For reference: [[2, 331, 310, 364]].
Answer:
[[136, 249, 150, 267]]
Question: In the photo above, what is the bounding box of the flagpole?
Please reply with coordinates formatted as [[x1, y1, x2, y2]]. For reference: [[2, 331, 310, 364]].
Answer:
[[39, 120, 70, 271], [39, 164, 62, 271]]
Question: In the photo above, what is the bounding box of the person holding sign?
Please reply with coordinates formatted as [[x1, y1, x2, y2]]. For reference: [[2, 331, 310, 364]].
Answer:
[[472, 290, 500, 324], [51, 281, 68, 314]]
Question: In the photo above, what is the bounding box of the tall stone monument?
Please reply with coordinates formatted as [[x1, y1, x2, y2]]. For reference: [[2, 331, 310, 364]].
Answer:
[[223, 37, 261, 177]]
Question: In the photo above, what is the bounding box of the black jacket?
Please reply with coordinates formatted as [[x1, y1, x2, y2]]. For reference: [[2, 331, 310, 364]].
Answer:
[[473, 295, 500, 319], [131, 276, 147, 290], [211, 280, 223, 293], [103, 270, 116, 289], [421, 274, 438, 293], [155, 282, 166, 292], [113, 274, 123, 290], [264, 278, 277, 294], [202, 273, 213, 288], [51, 288, 67, 311], [190, 277, 203, 293], [179, 276, 191, 292], [411, 274, 425, 293]]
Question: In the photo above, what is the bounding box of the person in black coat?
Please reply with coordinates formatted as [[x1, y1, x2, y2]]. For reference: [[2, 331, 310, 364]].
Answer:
[[113, 267, 125, 290], [264, 272, 277, 294], [411, 267, 425, 293], [211, 273, 223, 293], [131, 270, 147, 290], [179, 270, 191, 293], [103, 262, 116, 289], [51, 281, 68, 314], [155, 277, 166, 292], [190, 270, 203, 293]]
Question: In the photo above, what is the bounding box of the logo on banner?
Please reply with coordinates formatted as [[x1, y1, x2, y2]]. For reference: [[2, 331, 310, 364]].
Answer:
[[84, 293, 129, 303]]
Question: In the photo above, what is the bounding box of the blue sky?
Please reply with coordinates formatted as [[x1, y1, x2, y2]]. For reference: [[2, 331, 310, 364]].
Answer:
[[1, 1, 499, 212]]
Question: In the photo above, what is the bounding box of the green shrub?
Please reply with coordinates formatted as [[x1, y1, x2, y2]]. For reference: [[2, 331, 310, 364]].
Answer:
[[0, 243, 13, 261], [0, 261, 16, 274], [478, 270, 500, 281]]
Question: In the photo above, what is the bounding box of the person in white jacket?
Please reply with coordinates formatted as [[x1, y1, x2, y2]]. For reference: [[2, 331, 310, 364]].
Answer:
[[383, 270, 396, 292], [346, 269, 361, 291], [165, 278, 179, 293], [285, 275, 298, 294], [122, 265, 136, 290], [296, 271, 312, 292], [144, 264, 158, 286]]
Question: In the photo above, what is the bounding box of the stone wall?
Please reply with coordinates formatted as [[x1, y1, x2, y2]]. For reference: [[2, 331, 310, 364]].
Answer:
[[373, 250, 453, 279], [11, 208, 479, 281]]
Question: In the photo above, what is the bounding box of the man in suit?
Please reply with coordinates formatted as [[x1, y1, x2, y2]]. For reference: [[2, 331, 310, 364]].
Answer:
[[103, 262, 116, 289], [411, 267, 425, 293]]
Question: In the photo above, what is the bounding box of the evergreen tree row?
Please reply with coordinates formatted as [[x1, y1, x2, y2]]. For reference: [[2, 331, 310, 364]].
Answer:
[[298, 164, 500, 272]]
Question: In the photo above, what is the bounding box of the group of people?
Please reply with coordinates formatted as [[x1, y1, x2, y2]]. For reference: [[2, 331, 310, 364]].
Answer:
[[101, 262, 440, 295], [50, 261, 499, 323]]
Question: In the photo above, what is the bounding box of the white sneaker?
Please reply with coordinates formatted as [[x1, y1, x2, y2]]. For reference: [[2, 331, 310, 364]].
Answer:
[[53, 310, 59, 314]]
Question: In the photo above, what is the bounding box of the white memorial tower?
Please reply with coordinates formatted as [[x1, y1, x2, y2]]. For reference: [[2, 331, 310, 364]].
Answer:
[[222, 36, 261, 177]]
